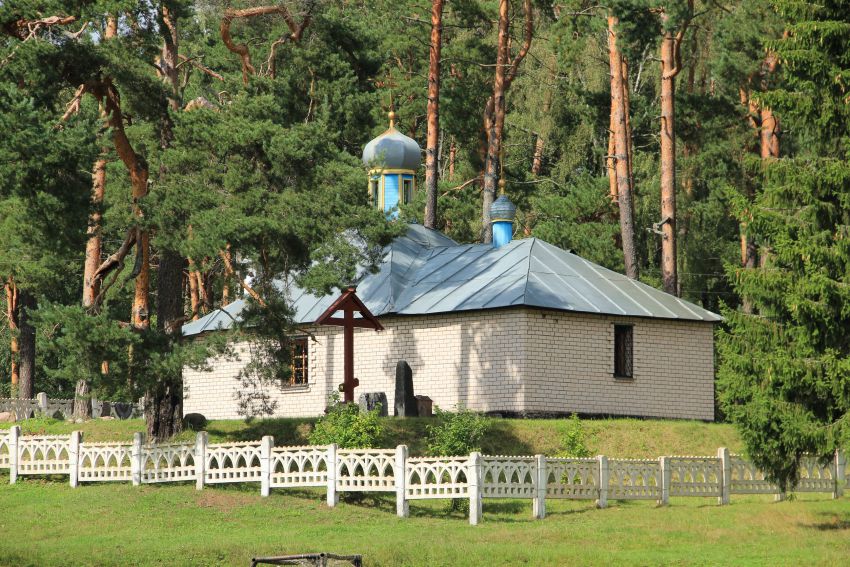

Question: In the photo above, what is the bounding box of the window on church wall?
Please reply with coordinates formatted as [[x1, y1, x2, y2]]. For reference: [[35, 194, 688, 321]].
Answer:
[[369, 177, 379, 208], [614, 325, 633, 378], [290, 337, 309, 386], [402, 177, 413, 204]]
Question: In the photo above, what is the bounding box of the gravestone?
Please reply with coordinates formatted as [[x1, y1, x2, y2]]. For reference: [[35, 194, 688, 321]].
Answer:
[[183, 413, 208, 431], [112, 403, 135, 420], [415, 395, 433, 418], [394, 360, 418, 417], [358, 392, 388, 417]]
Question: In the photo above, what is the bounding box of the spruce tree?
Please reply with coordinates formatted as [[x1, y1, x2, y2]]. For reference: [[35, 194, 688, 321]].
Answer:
[[717, 0, 850, 489]]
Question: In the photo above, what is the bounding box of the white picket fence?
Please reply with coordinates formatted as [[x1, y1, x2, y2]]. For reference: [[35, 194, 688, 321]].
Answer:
[[0, 426, 846, 525]]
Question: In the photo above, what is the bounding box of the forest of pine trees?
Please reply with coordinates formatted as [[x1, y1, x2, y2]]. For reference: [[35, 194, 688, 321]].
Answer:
[[1, 1, 848, 486]]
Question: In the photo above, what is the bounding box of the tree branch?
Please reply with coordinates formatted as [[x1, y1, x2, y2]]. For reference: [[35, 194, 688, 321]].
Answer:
[[219, 250, 266, 307], [220, 4, 313, 85]]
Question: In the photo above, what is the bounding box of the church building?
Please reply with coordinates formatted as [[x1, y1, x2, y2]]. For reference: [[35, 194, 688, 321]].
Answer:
[[182, 114, 720, 421]]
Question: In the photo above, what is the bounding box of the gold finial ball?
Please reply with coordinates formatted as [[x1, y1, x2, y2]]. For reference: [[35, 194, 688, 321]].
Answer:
[[498, 177, 507, 193], [388, 111, 397, 128]]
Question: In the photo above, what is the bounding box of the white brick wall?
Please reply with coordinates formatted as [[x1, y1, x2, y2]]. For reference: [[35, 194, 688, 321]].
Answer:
[[183, 308, 715, 421]]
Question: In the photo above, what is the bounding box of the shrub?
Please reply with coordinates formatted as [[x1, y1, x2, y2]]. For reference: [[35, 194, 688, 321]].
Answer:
[[557, 413, 592, 458], [426, 406, 490, 457], [309, 393, 384, 448]]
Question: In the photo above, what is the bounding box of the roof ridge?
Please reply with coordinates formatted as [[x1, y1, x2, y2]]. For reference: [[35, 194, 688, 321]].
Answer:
[[523, 238, 534, 304]]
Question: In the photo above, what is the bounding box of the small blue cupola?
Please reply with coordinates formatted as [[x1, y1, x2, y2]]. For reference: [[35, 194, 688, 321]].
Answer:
[[362, 111, 421, 218], [490, 186, 516, 249]]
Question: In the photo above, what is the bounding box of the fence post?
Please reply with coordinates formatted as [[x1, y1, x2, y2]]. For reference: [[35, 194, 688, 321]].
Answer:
[[195, 432, 207, 491], [260, 435, 273, 497], [69, 431, 82, 488], [717, 447, 730, 505], [468, 452, 483, 526], [533, 454, 546, 519], [658, 456, 670, 506], [395, 444, 409, 518], [131, 432, 145, 486], [36, 392, 48, 415], [596, 455, 608, 509], [326, 444, 338, 508], [835, 449, 846, 499], [8, 425, 20, 485]]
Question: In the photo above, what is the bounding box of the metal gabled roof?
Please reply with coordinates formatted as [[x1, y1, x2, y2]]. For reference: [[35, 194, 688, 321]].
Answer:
[[182, 224, 720, 337]]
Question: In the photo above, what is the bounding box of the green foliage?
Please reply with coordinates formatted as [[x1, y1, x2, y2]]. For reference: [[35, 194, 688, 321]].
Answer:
[[309, 393, 384, 448], [717, 0, 850, 490], [426, 406, 490, 457], [557, 414, 593, 458]]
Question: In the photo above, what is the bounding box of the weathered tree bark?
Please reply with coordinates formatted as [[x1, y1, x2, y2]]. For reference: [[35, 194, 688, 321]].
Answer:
[[448, 137, 456, 181], [221, 244, 232, 305], [424, 0, 445, 229], [659, 33, 678, 296], [481, 0, 532, 243], [188, 258, 201, 320], [16, 290, 36, 400], [607, 108, 617, 200], [759, 53, 780, 160], [658, 4, 692, 296], [83, 158, 106, 310], [608, 15, 638, 279], [5, 277, 19, 395], [147, 249, 185, 441]]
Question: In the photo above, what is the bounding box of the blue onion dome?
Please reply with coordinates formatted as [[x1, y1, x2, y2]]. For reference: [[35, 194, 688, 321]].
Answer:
[[362, 111, 422, 171], [490, 194, 517, 221]]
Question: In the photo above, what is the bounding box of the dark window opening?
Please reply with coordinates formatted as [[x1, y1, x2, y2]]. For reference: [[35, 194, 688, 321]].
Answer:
[[614, 325, 633, 378], [290, 338, 309, 386], [369, 178, 379, 207], [402, 178, 413, 204]]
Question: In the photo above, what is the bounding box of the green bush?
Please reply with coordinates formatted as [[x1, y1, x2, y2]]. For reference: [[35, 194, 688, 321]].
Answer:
[[426, 406, 490, 457], [309, 393, 384, 448], [557, 414, 592, 458]]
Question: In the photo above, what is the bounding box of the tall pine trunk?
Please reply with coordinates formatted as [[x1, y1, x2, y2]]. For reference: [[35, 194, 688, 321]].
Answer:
[[17, 290, 35, 400], [608, 16, 638, 279], [424, 0, 444, 229], [145, 5, 185, 441], [5, 277, 19, 394], [75, 153, 107, 418], [481, 0, 511, 244], [660, 32, 679, 296]]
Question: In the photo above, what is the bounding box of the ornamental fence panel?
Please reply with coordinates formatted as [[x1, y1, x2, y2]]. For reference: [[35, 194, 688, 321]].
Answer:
[[545, 457, 599, 500], [0, 430, 9, 468], [729, 455, 780, 495], [668, 457, 722, 498], [79, 442, 133, 482], [42, 398, 74, 420], [17, 435, 72, 476], [336, 449, 397, 492], [270, 446, 329, 488], [406, 456, 470, 500], [482, 456, 536, 499], [608, 459, 661, 500], [0, 393, 140, 421], [205, 441, 263, 484], [0, 398, 39, 420], [140, 442, 196, 484], [796, 456, 835, 493]]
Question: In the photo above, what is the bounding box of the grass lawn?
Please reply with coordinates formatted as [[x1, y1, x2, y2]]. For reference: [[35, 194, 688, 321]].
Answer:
[[0, 415, 744, 458], [0, 478, 847, 566], [3, 417, 844, 565]]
